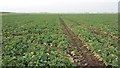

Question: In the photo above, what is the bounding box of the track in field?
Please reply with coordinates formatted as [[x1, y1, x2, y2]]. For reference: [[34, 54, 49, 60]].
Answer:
[[65, 18, 119, 41], [59, 17, 105, 66], [65, 18, 119, 49]]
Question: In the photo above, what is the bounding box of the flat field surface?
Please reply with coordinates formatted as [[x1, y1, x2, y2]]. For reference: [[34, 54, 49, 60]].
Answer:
[[2, 13, 119, 66]]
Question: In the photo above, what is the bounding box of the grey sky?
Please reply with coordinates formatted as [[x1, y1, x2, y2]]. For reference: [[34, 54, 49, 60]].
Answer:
[[0, 0, 119, 13]]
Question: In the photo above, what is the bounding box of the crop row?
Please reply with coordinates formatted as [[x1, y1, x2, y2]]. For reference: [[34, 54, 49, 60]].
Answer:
[[62, 17, 118, 66], [62, 14, 118, 37]]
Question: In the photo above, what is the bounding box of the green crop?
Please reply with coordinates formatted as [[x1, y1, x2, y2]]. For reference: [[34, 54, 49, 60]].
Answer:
[[2, 14, 75, 66], [2, 13, 119, 66]]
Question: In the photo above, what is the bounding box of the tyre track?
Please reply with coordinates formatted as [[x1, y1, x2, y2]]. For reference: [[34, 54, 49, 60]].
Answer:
[[65, 17, 119, 41], [64, 18, 118, 48], [59, 17, 105, 66]]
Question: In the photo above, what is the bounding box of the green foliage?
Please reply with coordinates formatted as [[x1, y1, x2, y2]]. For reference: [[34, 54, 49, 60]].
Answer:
[[2, 14, 74, 66], [2, 14, 119, 66], [62, 14, 118, 66]]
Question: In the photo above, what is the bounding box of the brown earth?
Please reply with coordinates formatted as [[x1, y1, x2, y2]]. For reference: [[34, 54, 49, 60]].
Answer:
[[65, 18, 118, 49], [66, 18, 118, 41], [59, 17, 106, 66]]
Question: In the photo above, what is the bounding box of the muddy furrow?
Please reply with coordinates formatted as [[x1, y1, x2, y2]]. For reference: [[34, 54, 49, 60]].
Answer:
[[65, 18, 119, 41], [65, 18, 118, 49], [89, 28, 118, 41], [59, 17, 105, 66]]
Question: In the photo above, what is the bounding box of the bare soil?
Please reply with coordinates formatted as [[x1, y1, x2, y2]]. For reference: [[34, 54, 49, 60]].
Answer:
[[66, 18, 119, 41], [59, 17, 106, 66]]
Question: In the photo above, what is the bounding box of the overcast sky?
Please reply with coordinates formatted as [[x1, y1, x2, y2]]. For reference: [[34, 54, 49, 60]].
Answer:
[[0, 0, 119, 13]]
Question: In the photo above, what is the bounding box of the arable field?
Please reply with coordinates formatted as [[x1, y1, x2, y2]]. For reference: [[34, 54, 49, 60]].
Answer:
[[1, 13, 119, 66]]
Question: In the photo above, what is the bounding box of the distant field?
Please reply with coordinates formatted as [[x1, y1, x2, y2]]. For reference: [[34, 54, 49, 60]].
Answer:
[[2, 13, 119, 66]]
